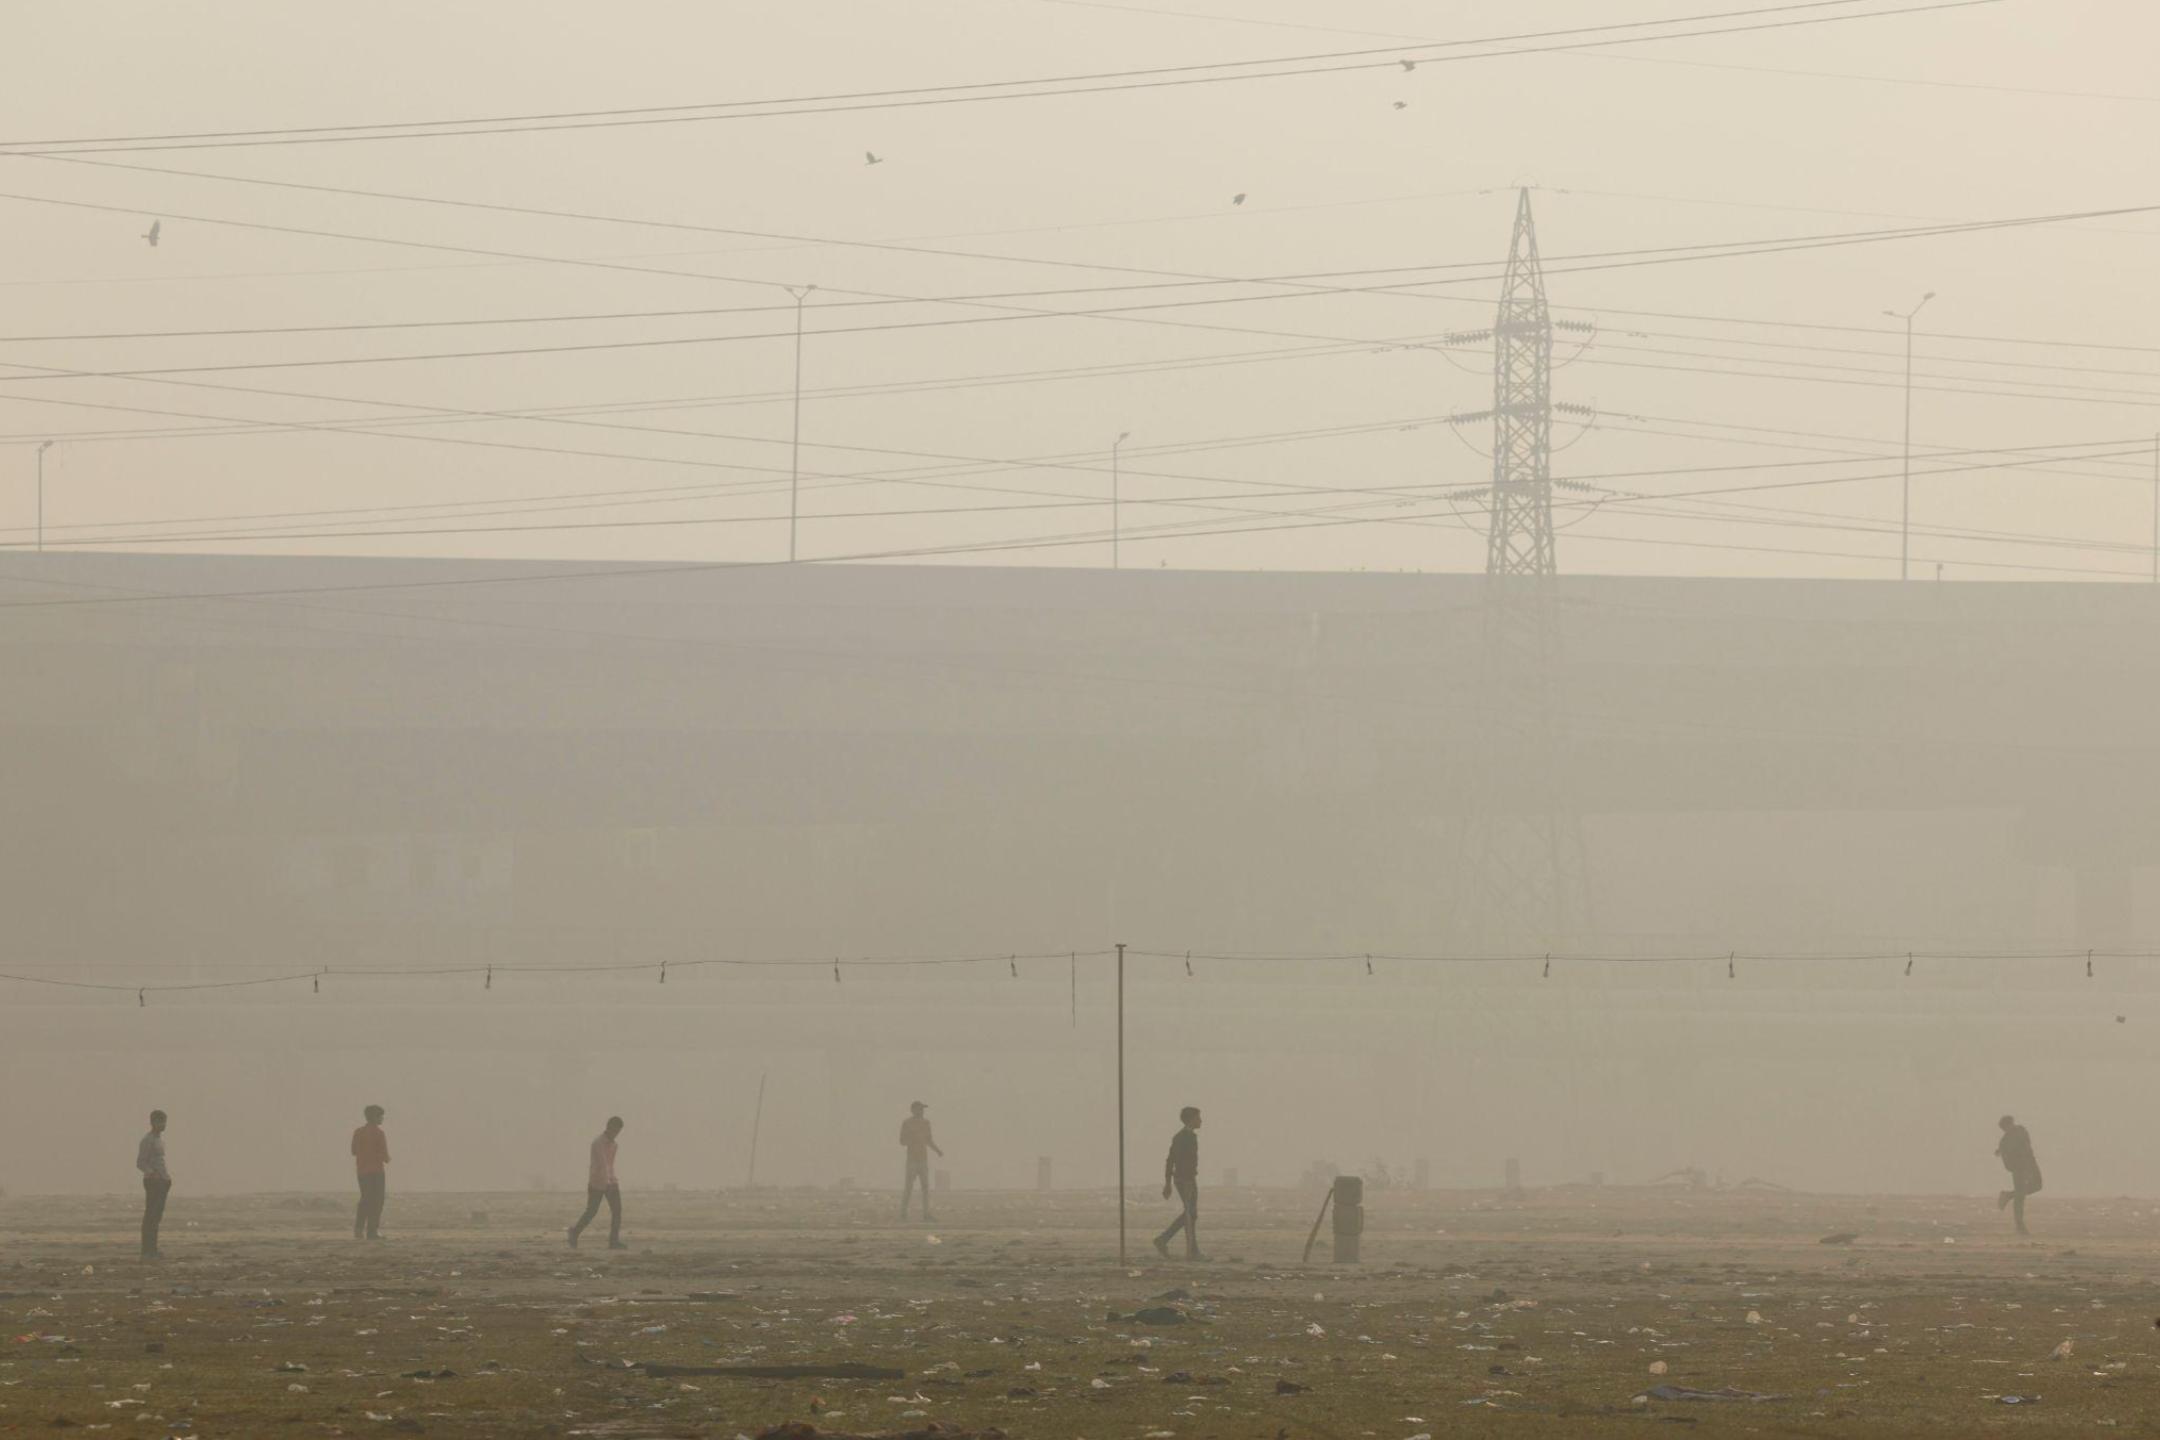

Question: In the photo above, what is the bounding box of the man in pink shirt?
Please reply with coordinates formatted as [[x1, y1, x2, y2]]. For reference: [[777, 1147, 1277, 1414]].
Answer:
[[568, 1116, 626, 1250], [351, 1105, 390, 1241]]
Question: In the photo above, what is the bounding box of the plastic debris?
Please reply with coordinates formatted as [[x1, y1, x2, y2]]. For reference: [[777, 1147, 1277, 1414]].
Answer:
[[1638, 1385, 1787, 1403]]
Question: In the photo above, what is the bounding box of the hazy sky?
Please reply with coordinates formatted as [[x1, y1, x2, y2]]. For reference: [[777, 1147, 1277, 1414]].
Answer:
[[2, 0, 2156, 581]]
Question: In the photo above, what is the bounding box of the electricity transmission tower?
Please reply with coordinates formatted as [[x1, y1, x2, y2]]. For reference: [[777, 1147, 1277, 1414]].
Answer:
[[1450, 189, 1591, 948], [1486, 188, 1558, 579]]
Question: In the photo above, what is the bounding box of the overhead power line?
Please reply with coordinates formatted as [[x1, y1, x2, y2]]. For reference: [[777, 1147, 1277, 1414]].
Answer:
[[0, 194, 2144, 380], [4, 436, 2154, 610], [0, 2, 1998, 155]]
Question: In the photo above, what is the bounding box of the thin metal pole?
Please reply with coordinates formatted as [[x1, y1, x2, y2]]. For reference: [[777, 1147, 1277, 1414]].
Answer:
[[1111, 432, 1129, 572], [744, 1070, 769, 1189], [787, 286, 813, 563], [2151, 434, 2158, 583], [36, 442, 49, 553], [1900, 313, 1913, 582], [1116, 940, 1127, 1265], [1886, 292, 1931, 581]]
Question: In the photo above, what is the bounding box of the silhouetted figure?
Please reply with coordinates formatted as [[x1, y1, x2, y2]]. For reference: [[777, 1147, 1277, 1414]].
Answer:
[[1996, 1114, 2042, 1236], [899, 1101, 943, 1221], [136, 1110, 170, 1261], [569, 1116, 626, 1250], [1153, 1105, 1205, 1261], [352, 1105, 390, 1240]]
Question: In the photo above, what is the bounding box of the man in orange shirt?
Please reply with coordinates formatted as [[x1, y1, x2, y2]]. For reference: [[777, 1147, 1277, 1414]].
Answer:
[[569, 1116, 627, 1250], [351, 1105, 390, 1240]]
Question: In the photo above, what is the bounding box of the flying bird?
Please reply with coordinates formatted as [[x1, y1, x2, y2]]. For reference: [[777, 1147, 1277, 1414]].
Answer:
[[1392, 101, 1408, 110], [141, 220, 161, 247], [864, 151, 884, 166], [1231, 192, 1246, 206], [1400, 59, 1416, 71]]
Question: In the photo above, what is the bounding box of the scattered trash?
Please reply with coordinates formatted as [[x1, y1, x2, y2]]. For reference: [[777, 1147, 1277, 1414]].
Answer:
[[1648, 1361, 1668, 1375], [1745, 1311, 1764, 1325], [1275, 1379, 1312, 1395], [1996, 1395, 2039, 1405], [1819, 1232, 1859, 1245], [576, 1353, 905, 1381], [1107, 1306, 1189, 1326], [2050, 1340, 2075, 1361], [1638, 1385, 1787, 1403]]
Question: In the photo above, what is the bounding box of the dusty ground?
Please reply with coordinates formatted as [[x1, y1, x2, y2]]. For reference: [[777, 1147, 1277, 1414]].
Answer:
[[2, 1184, 2156, 1437]]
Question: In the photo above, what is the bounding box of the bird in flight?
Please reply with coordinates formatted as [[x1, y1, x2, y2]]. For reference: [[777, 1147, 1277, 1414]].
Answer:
[[864, 151, 884, 166], [1393, 101, 1408, 110], [1231, 193, 1246, 206], [1400, 59, 1417, 71], [141, 220, 161, 247]]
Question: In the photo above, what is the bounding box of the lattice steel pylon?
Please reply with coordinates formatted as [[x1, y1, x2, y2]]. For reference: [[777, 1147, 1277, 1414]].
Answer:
[[1456, 189, 1591, 949], [1487, 187, 1558, 579]]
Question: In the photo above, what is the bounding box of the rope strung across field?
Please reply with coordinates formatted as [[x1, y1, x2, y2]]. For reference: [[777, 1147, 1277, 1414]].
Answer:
[[0, 944, 2141, 1002]]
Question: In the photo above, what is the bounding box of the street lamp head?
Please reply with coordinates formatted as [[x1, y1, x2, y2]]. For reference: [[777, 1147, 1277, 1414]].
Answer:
[[37, 440, 53, 454], [1116, 431, 1131, 443]]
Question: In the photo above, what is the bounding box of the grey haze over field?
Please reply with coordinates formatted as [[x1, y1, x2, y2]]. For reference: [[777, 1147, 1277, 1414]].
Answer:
[[2, 2, 2158, 1215]]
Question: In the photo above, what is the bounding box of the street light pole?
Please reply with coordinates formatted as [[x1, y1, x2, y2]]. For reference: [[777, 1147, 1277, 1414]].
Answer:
[[785, 285, 816, 563], [35, 441, 51, 553], [1883, 291, 1934, 581], [1111, 431, 1130, 571]]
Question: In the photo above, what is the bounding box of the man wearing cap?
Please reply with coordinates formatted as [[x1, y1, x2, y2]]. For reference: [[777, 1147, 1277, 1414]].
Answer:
[[899, 1101, 943, 1222], [352, 1104, 390, 1241]]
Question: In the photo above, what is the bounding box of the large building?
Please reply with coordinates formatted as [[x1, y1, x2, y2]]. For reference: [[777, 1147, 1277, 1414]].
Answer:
[[5, 555, 2157, 1194]]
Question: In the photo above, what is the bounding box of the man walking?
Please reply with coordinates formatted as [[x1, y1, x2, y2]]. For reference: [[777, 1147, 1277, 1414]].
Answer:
[[899, 1101, 943, 1222], [568, 1116, 626, 1250], [136, 1110, 171, 1261], [1153, 1106, 1205, 1261], [352, 1105, 390, 1241], [1996, 1114, 2043, 1236]]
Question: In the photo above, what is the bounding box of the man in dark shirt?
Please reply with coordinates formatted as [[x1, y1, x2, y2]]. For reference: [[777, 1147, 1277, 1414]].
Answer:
[[1152, 1106, 1204, 1261], [1995, 1114, 2042, 1236], [351, 1105, 390, 1241], [136, 1110, 170, 1261], [899, 1101, 943, 1222]]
